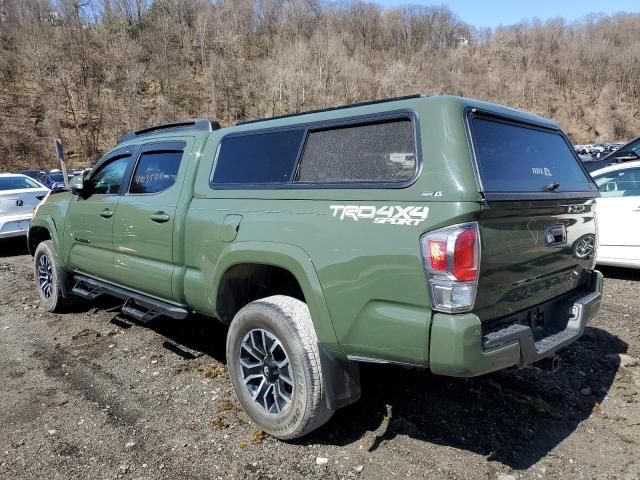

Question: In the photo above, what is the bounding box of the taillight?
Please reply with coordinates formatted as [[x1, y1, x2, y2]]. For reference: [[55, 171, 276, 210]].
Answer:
[[590, 207, 598, 271], [420, 222, 480, 313]]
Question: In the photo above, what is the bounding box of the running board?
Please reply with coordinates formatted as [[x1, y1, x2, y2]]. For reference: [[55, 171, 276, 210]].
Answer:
[[72, 275, 189, 322]]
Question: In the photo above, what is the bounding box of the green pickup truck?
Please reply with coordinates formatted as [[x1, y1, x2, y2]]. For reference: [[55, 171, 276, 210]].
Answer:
[[29, 95, 603, 439]]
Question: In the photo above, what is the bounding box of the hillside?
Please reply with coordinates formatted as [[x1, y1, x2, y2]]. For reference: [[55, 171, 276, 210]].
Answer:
[[1, 0, 639, 170]]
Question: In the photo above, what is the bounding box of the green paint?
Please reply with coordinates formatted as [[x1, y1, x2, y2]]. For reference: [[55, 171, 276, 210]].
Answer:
[[30, 96, 601, 374]]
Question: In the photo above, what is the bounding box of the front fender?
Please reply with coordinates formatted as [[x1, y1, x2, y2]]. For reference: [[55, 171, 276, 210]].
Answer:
[[28, 215, 63, 258], [209, 241, 343, 357]]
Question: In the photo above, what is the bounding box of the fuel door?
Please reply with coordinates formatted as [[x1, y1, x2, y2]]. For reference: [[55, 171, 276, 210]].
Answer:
[[219, 214, 243, 242]]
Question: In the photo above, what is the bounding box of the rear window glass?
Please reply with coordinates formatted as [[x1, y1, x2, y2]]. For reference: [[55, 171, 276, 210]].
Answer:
[[0, 176, 41, 190], [296, 119, 415, 183], [212, 129, 305, 184], [470, 117, 594, 193]]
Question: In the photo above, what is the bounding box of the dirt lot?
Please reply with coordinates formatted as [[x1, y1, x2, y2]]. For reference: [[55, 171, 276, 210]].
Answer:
[[0, 237, 639, 480]]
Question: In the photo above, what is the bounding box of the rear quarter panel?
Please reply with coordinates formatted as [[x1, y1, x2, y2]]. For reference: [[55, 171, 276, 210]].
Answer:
[[185, 98, 484, 365], [184, 198, 481, 364]]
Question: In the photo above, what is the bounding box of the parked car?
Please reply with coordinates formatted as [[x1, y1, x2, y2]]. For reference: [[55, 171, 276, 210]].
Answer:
[[28, 95, 602, 439], [39, 171, 67, 190], [592, 160, 640, 268], [0, 173, 49, 239], [582, 136, 640, 172]]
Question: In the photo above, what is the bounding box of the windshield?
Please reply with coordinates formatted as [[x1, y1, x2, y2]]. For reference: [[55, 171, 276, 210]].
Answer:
[[48, 173, 65, 182], [0, 176, 42, 191], [470, 116, 596, 193]]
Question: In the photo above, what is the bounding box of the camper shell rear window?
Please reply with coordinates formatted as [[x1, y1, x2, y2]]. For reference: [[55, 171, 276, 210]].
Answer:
[[469, 114, 596, 195]]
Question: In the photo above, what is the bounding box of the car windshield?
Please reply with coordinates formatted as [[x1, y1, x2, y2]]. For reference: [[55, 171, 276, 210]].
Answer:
[[0, 176, 41, 191]]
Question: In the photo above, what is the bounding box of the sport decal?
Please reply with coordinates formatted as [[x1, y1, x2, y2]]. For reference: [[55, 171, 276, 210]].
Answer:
[[329, 205, 429, 226]]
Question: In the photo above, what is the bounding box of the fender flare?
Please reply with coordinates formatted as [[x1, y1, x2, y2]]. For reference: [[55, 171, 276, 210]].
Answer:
[[28, 215, 63, 257], [210, 241, 361, 410], [211, 241, 339, 351]]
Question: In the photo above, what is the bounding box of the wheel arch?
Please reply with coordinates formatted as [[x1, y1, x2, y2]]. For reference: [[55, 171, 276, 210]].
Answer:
[[28, 216, 62, 258], [212, 242, 361, 411], [210, 242, 340, 353]]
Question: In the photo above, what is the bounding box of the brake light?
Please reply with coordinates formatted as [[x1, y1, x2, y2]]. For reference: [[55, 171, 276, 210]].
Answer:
[[453, 228, 478, 281], [420, 223, 480, 313]]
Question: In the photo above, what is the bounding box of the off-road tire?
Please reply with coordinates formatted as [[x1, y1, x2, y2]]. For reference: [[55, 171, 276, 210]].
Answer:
[[34, 240, 73, 313], [226, 295, 333, 439]]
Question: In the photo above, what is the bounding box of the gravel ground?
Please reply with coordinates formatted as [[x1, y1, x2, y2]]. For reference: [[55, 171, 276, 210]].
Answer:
[[0, 237, 639, 480]]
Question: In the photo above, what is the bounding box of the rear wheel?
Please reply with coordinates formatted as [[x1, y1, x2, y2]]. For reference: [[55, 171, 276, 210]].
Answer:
[[226, 295, 333, 439], [34, 240, 73, 313]]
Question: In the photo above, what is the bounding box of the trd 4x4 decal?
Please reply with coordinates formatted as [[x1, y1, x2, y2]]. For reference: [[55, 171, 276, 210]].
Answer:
[[329, 205, 429, 226]]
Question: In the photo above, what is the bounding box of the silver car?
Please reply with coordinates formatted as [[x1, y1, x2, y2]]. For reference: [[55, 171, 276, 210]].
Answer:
[[0, 173, 49, 239]]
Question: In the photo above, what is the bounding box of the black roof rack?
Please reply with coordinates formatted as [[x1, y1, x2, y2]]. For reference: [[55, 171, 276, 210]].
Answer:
[[236, 94, 426, 126], [117, 118, 221, 144]]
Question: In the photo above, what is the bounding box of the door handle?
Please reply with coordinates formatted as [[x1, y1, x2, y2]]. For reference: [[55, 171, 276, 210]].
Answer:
[[100, 209, 113, 218], [150, 212, 170, 223]]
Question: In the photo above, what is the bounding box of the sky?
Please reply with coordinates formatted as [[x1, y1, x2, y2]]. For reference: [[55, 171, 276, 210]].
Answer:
[[374, 0, 640, 29]]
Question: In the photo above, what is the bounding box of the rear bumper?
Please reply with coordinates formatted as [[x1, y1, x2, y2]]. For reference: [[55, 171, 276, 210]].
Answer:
[[429, 270, 603, 377], [0, 213, 32, 239]]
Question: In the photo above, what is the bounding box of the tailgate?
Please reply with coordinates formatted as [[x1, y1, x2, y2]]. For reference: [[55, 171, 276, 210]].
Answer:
[[474, 199, 596, 321], [467, 111, 599, 322]]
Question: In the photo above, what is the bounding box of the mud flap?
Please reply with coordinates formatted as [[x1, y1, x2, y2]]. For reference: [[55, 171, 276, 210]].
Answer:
[[319, 347, 361, 410]]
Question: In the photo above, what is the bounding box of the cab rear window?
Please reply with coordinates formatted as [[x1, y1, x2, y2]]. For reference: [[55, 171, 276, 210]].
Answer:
[[470, 116, 594, 193]]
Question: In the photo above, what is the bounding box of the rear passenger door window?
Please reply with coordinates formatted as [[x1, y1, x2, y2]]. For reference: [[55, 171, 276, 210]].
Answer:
[[296, 119, 416, 183], [130, 149, 183, 194]]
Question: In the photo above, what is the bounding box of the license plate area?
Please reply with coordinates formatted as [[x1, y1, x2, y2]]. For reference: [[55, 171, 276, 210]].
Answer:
[[544, 223, 567, 247]]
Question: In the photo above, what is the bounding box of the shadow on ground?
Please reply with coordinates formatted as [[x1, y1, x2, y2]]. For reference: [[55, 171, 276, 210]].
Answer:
[[599, 265, 640, 281], [0, 237, 29, 257], [105, 304, 625, 470], [301, 327, 625, 469]]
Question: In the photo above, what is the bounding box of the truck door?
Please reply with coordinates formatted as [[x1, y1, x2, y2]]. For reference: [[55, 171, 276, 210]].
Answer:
[[65, 150, 135, 282], [112, 140, 189, 300]]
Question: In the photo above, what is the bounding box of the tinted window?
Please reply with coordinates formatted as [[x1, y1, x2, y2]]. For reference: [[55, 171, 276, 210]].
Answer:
[[212, 129, 305, 184], [0, 176, 41, 191], [297, 119, 415, 182], [594, 167, 640, 197], [130, 150, 182, 194], [87, 156, 133, 195], [471, 117, 594, 193], [613, 138, 640, 158]]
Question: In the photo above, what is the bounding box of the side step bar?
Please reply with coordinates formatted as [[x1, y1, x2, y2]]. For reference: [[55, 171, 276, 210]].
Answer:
[[72, 275, 189, 323]]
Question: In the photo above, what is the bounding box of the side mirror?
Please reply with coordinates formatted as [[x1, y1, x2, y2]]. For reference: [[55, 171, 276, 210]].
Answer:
[[69, 176, 84, 195]]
